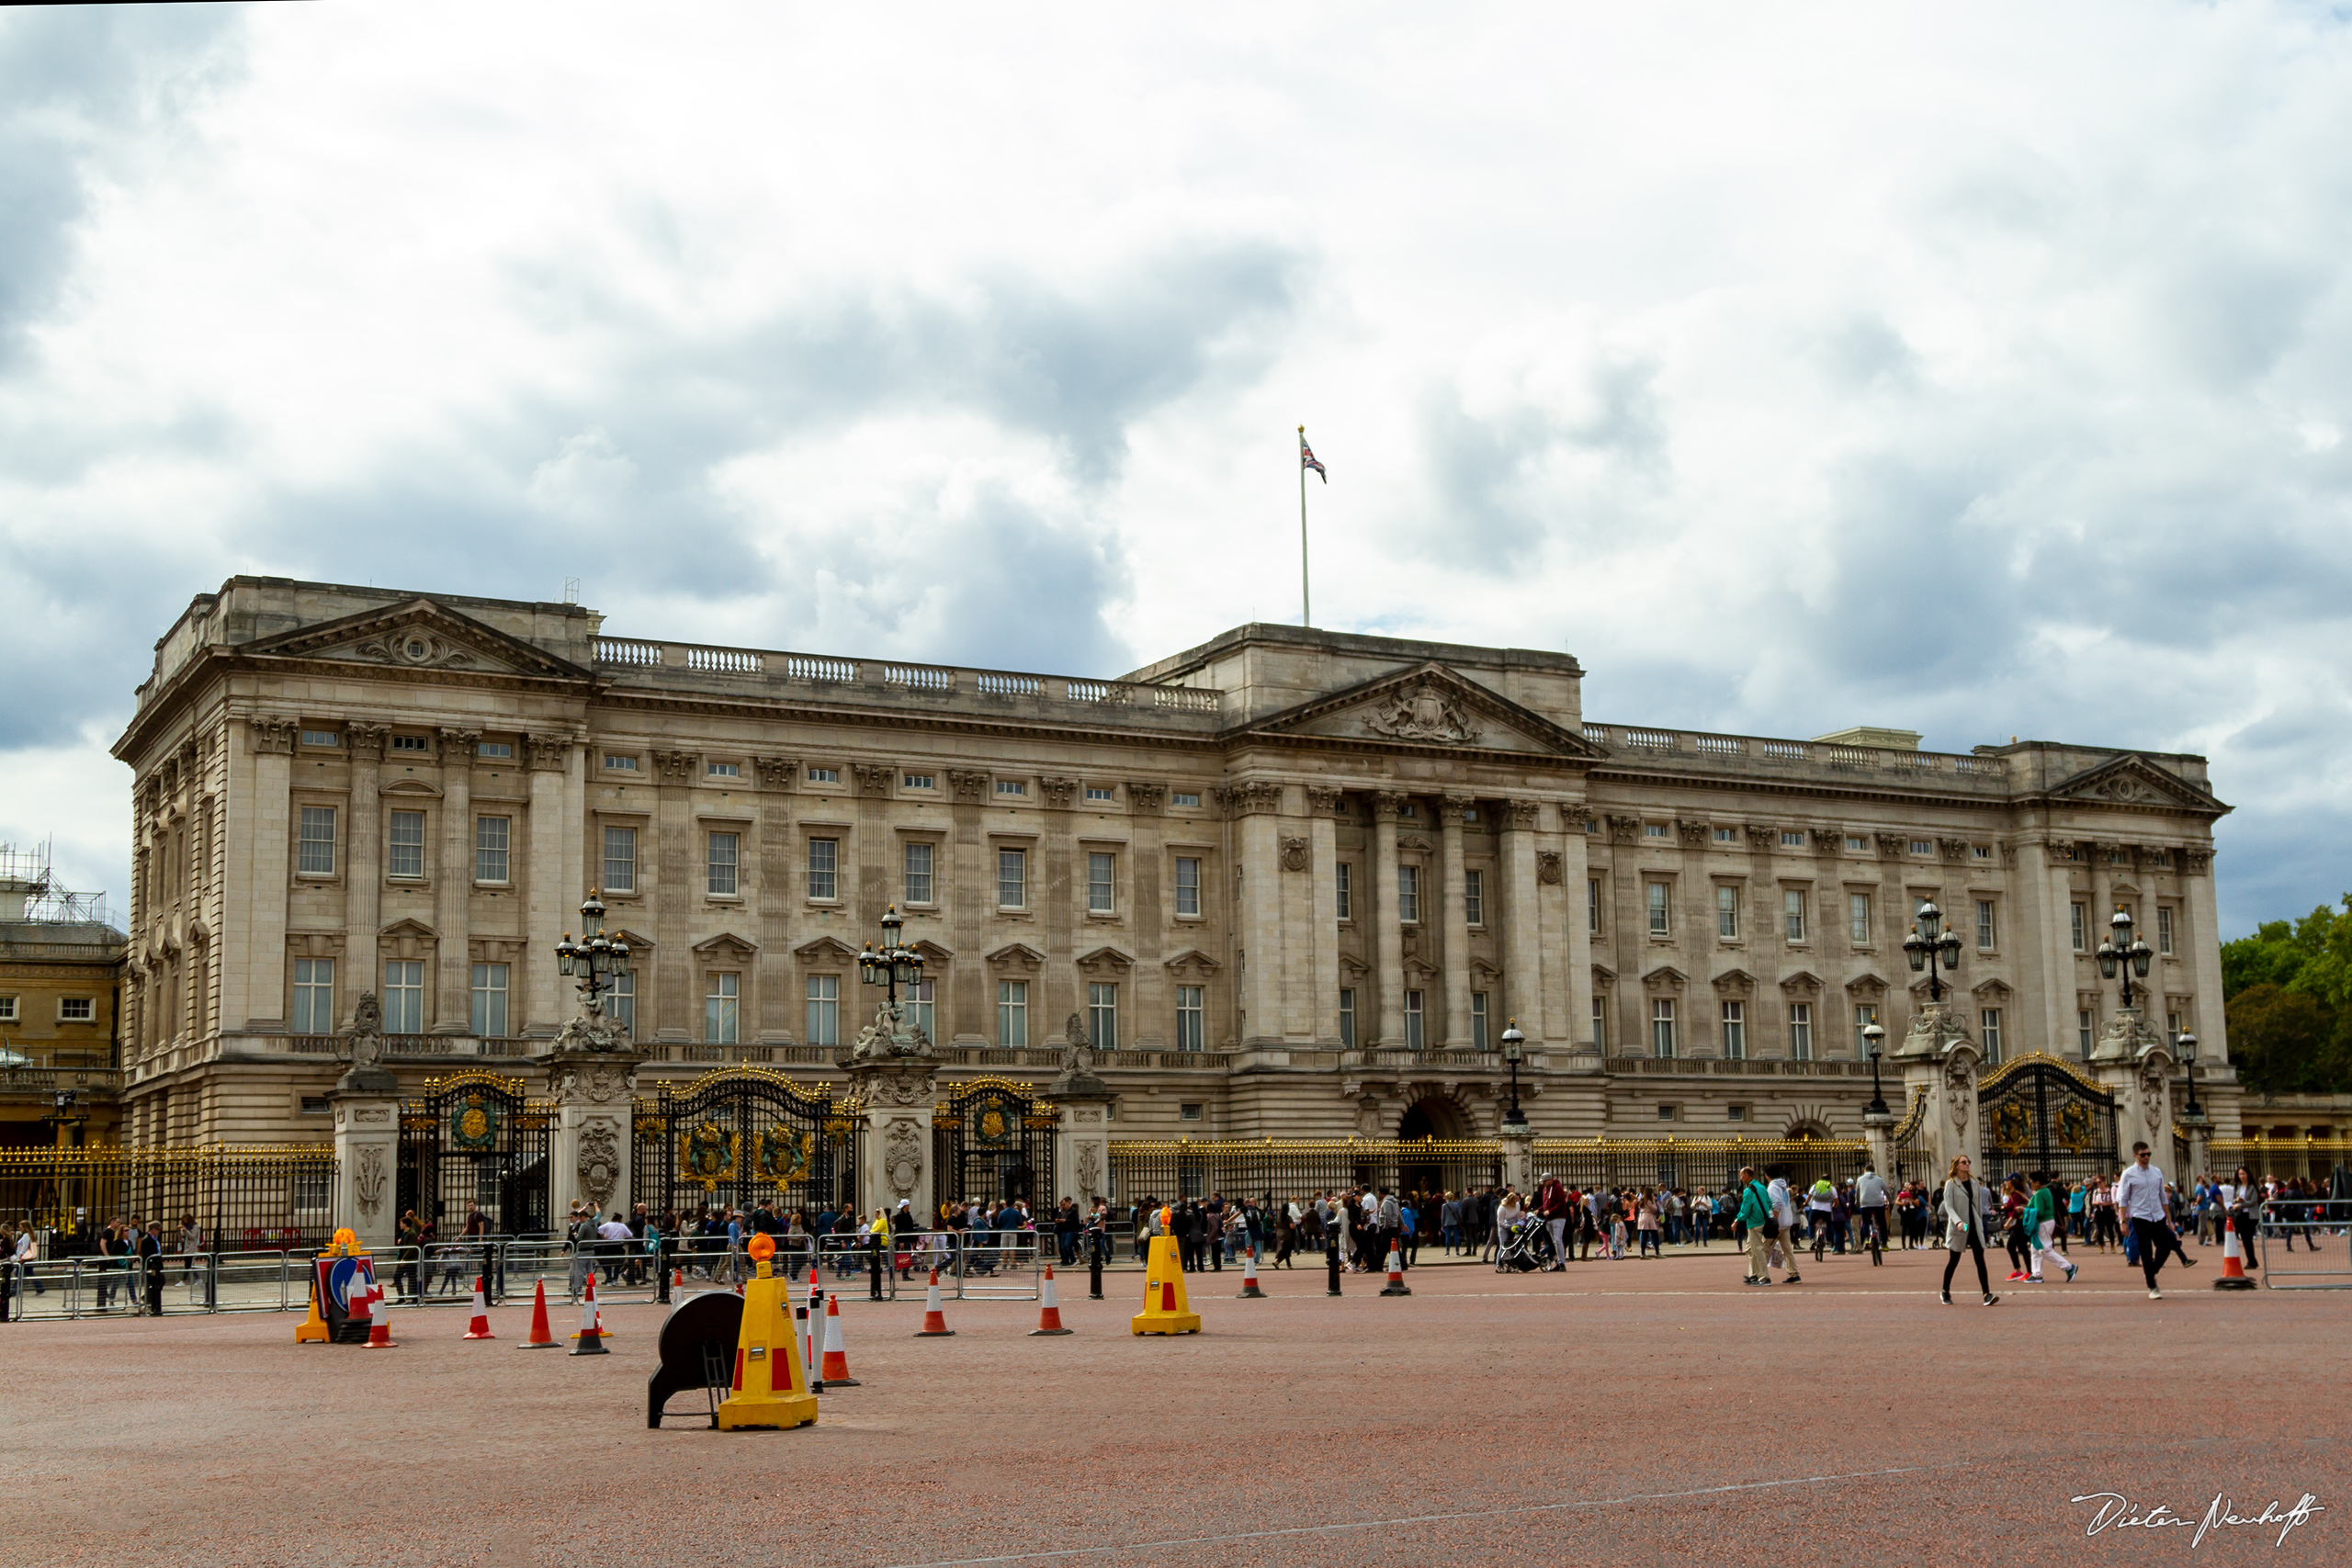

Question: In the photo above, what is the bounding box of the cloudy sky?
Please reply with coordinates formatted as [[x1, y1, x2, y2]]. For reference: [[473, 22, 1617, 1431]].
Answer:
[[3, 2, 2347, 935]]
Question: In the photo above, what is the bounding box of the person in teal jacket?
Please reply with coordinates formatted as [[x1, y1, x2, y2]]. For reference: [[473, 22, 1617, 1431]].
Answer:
[[2026, 1174, 2078, 1283], [1736, 1167, 1781, 1286]]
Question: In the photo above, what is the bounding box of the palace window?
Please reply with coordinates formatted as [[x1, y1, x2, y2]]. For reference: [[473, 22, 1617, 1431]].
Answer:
[[1088, 852, 1116, 915], [1781, 831, 1804, 848], [1333, 863, 1351, 921], [471, 963, 510, 1038], [1170, 792, 1201, 808], [996, 779, 1027, 797], [292, 959, 334, 1034], [808, 838, 840, 901], [1404, 990, 1425, 1049], [1088, 982, 1119, 1052], [1471, 991, 1489, 1051], [1849, 892, 1872, 945], [390, 734, 429, 753], [1852, 1003, 1879, 1057], [1788, 1002, 1813, 1061], [997, 848, 1026, 909], [602, 826, 637, 894], [300, 729, 338, 749], [1644, 823, 1668, 839], [1981, 1009, 2003, 1063], [1590, 998, 1606, 1050], [1338, 988, 1356, 1049], [1589, 878, 1601, 934], [1909, 840, 1932, 856], [1176, 986, 1204, 1051], [608, 972, 634, 1038], [1086, 785, 1115, 802], [1972, 844, 1992, 860], [903, 840, 934, 905], [383, 962, 424, 1033], [1464, 869, 1485, 928], [1397, 865, 1421, 924], [1651, 998, 1677, 1058], [998, 980, 1029, 1047], [474, 816, 509, 884], [1846, 836, 1869, 853], [2071, 903, 2087, 952], [388, 810, 426, 881], [1976, 899, 1996, 949], [1717, 885, 1740, 939], [903, 773, 934, 791], [476, 741, 513, 760], [0, 997, 17, 1023], [603, 754, 638, 772], [1784, 888, 1806, 942], [707, 832, 739, 897], [709, 973, 745, 1044], [298, 807, 337, 877], [808, 767, 840, 784], [1175, 857, 1202, 918], [1713, 827, 1737, 844], [2157, 906, 2175, 954], [707, 761, 739, 779], [910, 978, 934, 1043], [1647, 882, 1670, 936], [798, 975, 830, 1048], [2077, 1009, 2095, 1056], [1720, 999, 1745, 1059]]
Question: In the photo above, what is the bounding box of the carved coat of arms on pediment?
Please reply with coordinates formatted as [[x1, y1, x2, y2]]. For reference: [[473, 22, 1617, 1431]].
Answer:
[[1363, 676, 1480, 745]]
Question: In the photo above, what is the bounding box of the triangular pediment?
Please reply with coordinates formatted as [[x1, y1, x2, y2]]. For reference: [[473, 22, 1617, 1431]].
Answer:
[[911, 940, 955, 962], [1168, 947, 1224, 977], [1237, 662, 1605, 760], [1846, 971, 1889, 998], [793, 935, 860, 962], [985, 942, 1046, 969], [1642, 964, 1689, 991], [243, 599, 593, 682], [1712, 967, 1758, 994], [609, 929, 656, 951], [693, 931, 758, 959], [379, 917, 438, 940], [1075, 944, 1135, 973], [2044, 754, 2227, 816], [1778, 969, 1825, 995]]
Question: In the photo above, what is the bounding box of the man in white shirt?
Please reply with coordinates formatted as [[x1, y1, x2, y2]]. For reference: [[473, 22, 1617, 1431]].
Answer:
[[1766, 1172, 1802, 1283], [2115, 1142, 2193, 1299]]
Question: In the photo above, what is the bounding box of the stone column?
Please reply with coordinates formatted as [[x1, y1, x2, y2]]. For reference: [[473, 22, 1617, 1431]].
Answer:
[[1558, 812, 1595, 1057], [2092, 1008, 2172, 1158], [329, 1062, 401, 1252], [946, 770, 989, 1043], [650, 750, 696, 1043], [846, 1055, 939, 1224], [1501, 800, 1544, 1045], [541, 1041, 646, 1225], [344, 724, 387, 1029], [1227, 781, 1284, 1047], [1040, 777, 1080, 1042], [1126, 782, 1170, 1047], [432, 728, 481, 1033], [1306, 785, 1342, 1045], [1372, 791, 1407, 1045], [242, 716, 298, 1032], [754, 756, 799, 1043], [2182, 847, 2225, 1056], [1440, 793, 1474, 1047], [524, 736, 571, 1037], [1498, 1122, 1533, 1192]]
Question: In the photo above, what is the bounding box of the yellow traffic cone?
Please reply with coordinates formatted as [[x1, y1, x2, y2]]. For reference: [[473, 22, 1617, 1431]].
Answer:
[[1130, 1222, 1201, 1336], [294, 1271, 330, 1345], [716, 1235, 820, 1430]]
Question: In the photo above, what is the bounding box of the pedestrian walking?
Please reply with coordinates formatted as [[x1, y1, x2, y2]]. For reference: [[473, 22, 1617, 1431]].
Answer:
[[2117, 1142, 2194, 1299], [1939, 1156, 1998, 1306], [2025, 1173, 2077, 1283], [1736, 1167, 1780, 1285]]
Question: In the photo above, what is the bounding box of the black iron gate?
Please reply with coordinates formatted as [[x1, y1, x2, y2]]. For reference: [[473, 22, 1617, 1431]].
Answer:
[[632, 1069, 856, 1220], [396, 1072, 552, 1235], [933, 1077, 1057, 1208], [1976, 1054, 2119, 1185]]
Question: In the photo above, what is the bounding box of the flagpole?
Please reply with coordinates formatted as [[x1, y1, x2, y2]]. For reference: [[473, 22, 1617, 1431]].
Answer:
[[1298, 424, 1310, 627]]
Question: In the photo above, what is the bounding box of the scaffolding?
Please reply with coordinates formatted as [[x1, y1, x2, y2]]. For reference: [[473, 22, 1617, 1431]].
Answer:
[[0, 840, 114, 927]]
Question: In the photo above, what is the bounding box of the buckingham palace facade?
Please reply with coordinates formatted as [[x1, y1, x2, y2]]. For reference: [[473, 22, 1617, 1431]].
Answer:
[[111, 576, 2239, 1154]]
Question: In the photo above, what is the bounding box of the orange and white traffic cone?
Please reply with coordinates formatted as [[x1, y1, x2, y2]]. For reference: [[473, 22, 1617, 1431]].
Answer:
[[1236, 1245, 1266, 1299], [462, 1275, 496, 1340], [820, 1293, 860, 1384], [569, 1275, 609, 1356], [1031, 1262, 1073, 1336], [516, 1277, 560, 1349], [2213, 1222, 2257, 1292], [1379, 1243, 1411, 1297], [914, 1267, 956, 1337], [673, 1266, 685, 1291], [361, 1278, 399, 1348], [570, 1273, 616, 1340]]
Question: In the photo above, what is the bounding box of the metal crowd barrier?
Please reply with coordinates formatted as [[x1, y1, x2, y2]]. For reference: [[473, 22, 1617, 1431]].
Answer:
[[953, 1232, 1040, 1300], [2256, 1198, 2352, 1289]]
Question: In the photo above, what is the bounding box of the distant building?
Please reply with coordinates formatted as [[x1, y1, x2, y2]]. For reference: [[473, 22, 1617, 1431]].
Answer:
[[0, 843, 125, 1147]]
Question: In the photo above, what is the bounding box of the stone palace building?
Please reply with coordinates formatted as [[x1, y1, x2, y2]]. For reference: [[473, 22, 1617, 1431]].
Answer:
[[107, 574, 2264, 1204]]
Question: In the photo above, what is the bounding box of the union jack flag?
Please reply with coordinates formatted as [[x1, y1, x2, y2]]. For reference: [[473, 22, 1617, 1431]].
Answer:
[[1299, 430, 1327, 482]]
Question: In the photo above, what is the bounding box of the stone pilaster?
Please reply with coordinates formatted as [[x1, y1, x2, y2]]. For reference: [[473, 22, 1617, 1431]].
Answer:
[[1040, 775, 1079, 1043], [1372, 791, 1407, 1046], [1048, 1055, 1116, 1205], [946, 769, 989, 1043], [1126, 781, 1169, 1047], [524, 735, 570, 1037], [1501, 799, 1544, 1045], [243, 716, 298, 1032], [1440, 793, 1473, 1047], [845, 1055, 940, 1224], [2092, 1008, 2175, 1159], [754, 756, 798, 1043], [1222, 781, 1284, 1048], [344, 723, 387, 1030], [432, 727, 481, 1033], [650, 749, 695, 1043], [1306, 784, 1342, 1046], [539, 1036, 647, 1225]]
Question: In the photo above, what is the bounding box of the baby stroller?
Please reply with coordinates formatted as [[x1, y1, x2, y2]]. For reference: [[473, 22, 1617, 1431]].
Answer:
[[1494, 1214, 1552, 1273]]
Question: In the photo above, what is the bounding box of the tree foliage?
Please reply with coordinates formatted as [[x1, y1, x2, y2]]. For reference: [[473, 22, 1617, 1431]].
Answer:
[[2221, 898, 2352, 1094]]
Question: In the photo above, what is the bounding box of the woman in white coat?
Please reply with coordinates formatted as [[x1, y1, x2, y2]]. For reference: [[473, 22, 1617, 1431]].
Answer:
[[1940, 1155, 1999, 1307]]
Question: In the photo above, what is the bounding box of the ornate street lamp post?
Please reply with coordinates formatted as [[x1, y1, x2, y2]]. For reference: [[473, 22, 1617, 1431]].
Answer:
[[1861, 1021, 1889, 1121], [2095, 907, 2154, 1009], [553, 890, 631, 1024], [851, 905, 928, 1056], [2177, 1031, 2202, 1119], [1902, 900, 1964, 1003], [1499, 1021, 1528, 1134]]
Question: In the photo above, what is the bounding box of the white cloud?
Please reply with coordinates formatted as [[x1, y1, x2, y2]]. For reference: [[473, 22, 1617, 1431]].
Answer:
[[2, 1, 2351, 931]]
